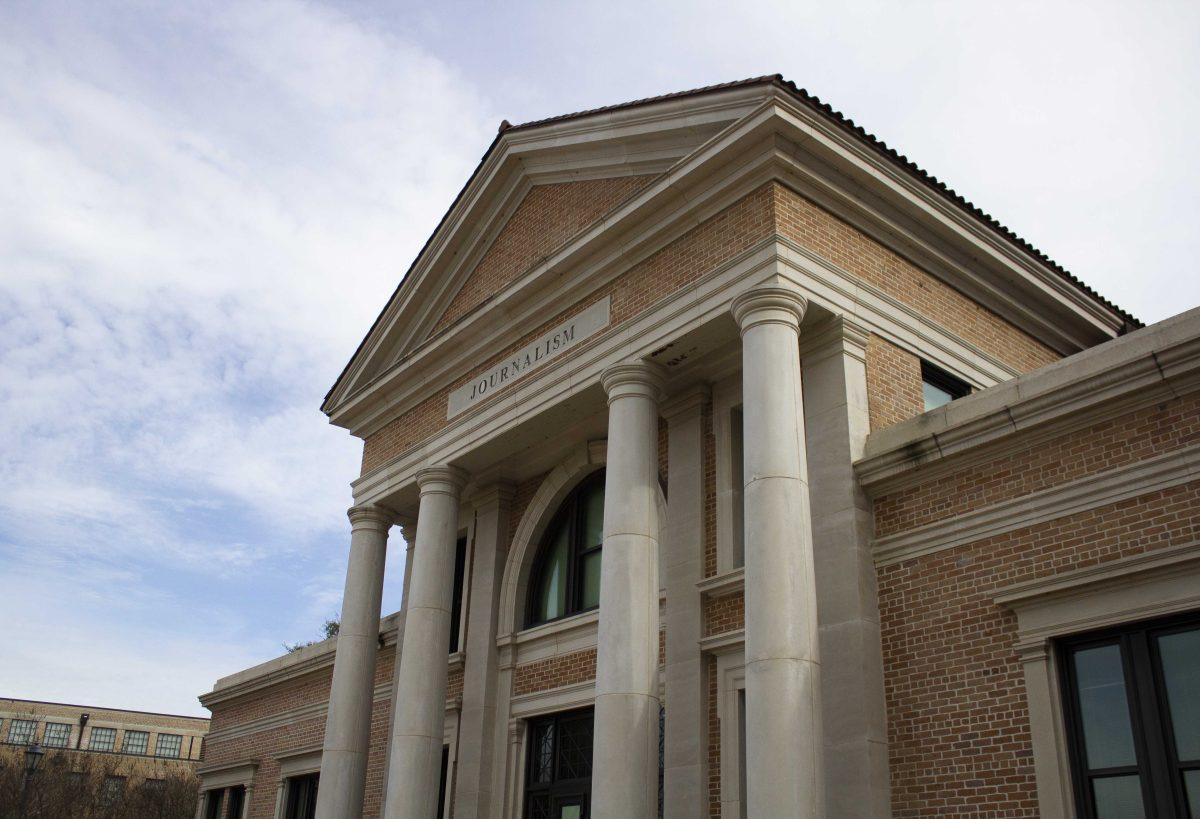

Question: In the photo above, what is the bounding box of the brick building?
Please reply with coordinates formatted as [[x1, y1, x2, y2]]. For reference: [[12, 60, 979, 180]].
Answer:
[[0, 697, 207, 794], [197, 76, 1199, 818]]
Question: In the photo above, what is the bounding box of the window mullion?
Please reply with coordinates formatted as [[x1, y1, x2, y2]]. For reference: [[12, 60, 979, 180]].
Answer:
[[1127, 631, 1177, 816]]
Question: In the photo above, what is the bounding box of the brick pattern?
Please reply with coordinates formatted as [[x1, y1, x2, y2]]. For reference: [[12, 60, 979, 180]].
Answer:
[[204, 649, 396, 819], [658, 415, 669, 486], [706, 657, 720, 818], [446, 666, 464, 703], [432, 176, 657, 334], [361, 184, 778, 473], [774, 186, 1059, 374], [513, 648, 597, 696], [875, 392, 1200, 537], [702, 592, 745, 637], [865, 333, 924, 432]]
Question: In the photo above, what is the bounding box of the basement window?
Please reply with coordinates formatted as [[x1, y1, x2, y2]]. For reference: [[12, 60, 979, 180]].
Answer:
[[921, 361, 972, 411]]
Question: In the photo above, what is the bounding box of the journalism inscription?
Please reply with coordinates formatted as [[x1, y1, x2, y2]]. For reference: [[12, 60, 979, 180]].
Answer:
[[446, 296, 611, 418]]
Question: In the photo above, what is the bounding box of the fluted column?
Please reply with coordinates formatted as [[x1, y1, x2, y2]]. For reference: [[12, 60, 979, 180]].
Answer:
[[731, 280, 824, 817], [315, 504, 394, 819], [383, 465, 468, 819], [591, 361, 664, 819]]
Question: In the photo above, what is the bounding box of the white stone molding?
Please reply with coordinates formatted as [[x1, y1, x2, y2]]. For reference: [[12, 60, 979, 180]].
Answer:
[[196, 760, 257, 791], [994, 542, 1200, 819], [711, 374, 744, 574], [715, 651, 747, 819], [509, 680, 598, 718], [873, 443, 1200, 566]]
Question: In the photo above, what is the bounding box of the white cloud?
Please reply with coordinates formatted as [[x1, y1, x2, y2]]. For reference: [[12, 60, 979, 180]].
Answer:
[[0, 0, 493, 711]]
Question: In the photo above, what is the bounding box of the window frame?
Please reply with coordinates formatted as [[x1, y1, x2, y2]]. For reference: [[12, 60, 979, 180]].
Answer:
[[88, 725, 117, 752], [1058, 610, 1200, 818], [525, 471, 606, 628], [7, 719, 36, 745], [122, 729, 149, 755], [42, 722, 71, 748], [920, 359, 972, 411], [155, 732, 183, 758], [449, 535, 468, 654]]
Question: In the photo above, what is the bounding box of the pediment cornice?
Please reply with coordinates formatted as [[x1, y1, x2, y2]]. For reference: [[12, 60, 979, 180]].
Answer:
[[324, 87, 1131, 437]]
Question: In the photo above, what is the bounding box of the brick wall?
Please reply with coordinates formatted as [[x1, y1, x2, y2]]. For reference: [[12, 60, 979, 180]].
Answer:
[[513, 648, 597, 697], [865, 334, 924, 432], [432, 175, 657, 334], [875, 389, 1200, 816], [702, 592, 745, 638]]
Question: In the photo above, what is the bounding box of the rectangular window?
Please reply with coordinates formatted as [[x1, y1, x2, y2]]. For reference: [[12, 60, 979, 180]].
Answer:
[[43, 722, 71, 748], [525, 708, 594, 818], [226, 784, 245, 818], [122, 730, 149, 755], [89, 726, 117, 751], [438, 745, 449, 819], [100, 775, 126, 806], [7, 719, 36, 745], [284, 773, 319, 819], [1060, 612, 1200, 818], [449, 535, 468, 654], [921, 360, 972, 411], [155, 733, 183, 758]]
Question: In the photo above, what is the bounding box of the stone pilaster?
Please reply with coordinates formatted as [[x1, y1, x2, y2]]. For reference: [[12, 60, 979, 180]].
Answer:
[[383, 465, 468, 819], [315, 503, 394, 819], [661, 386, 709, 818], [591, 361, 665, 819], [454, 481, 515, 819], [801, 317, 890, 817], [731, 280, 823, 817]]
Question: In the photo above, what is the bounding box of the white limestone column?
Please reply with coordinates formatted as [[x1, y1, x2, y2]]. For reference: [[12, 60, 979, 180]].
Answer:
[[731, 280, 824, 817], [315, 504, 394, 819], [453, 481, 514, 819], [661, 386, 708, 818], [383, 465, 467, 819], [591, 361, 664, 819]]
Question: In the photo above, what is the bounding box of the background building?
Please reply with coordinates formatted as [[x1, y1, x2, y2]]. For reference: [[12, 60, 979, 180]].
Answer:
[[198, 76, 1198, 818], [0, 696, 207, 810]]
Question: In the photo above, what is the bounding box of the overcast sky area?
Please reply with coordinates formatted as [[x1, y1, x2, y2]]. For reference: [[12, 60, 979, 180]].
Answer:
[[1, 0, 1197, 716]]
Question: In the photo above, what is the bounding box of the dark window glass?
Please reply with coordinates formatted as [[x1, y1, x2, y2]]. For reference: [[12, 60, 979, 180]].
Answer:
[[437, 745, 449, 818], [1060, 612, 1200, 818], [284, 773, 319, 819], [89, 726, 116, 751], [527, 472, 605, 627], [449, 536, 468, 654], [920, 361, 971, 411], [204, 789, 224, 819], [43, 722, 71, 748], [227, 785, 245, 818], [101, 775, 126, 806], [525, 708, 593, 818], [730, 405, 744, 569]]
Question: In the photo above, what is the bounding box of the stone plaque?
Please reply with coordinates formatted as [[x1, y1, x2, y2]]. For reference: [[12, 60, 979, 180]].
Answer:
[[447, 296, 611, 418]]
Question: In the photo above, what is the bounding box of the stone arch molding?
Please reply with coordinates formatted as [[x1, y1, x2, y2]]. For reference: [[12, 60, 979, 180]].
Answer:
[[497, 440, 667, 639]]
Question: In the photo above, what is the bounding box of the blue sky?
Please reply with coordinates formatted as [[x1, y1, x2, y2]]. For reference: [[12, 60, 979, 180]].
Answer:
[[1, 0, 1197, 716]]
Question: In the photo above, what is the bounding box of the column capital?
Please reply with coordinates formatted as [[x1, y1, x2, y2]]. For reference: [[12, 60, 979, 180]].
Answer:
[[347, 504, 395, 531], [661, 383, 710, 422], [797, 314, 870, 364], [415, 465, 470, 497], [469, 479, 516, 509], [731, 282, 809, 335], [600, 360, 665, 405]]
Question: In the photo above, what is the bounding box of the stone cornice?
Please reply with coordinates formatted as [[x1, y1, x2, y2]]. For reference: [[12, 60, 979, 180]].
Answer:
[[857, 306, 1200, 495], [872, 444, 1200, 566]]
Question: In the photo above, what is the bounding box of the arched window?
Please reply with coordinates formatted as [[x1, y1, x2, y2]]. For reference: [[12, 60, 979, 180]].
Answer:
[[527, 470, 605, 627]]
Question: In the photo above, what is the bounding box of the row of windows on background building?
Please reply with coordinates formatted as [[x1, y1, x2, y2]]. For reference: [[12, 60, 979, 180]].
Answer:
[[1, 718, 186, 757]]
